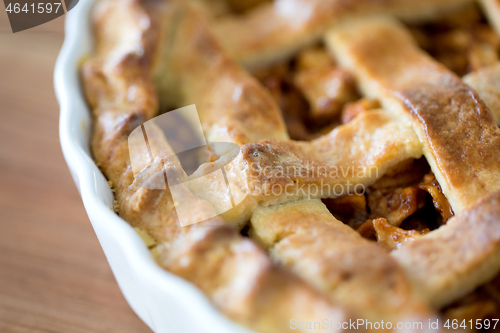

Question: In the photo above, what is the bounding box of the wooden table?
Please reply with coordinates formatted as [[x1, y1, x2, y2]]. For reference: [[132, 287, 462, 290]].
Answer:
[[0, 9, 151, 333]]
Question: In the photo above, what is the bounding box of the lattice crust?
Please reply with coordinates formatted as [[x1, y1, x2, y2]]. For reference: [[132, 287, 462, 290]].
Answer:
[[323, 14, 500, 307], [83, 0, 500, 332], [188, 110, 423, 226], [83, 1, 353, 332], [153, 3, 289, 146], [213, 0, 475, 68], [250, 199, 431, 322], [326, 16, 500, 214]]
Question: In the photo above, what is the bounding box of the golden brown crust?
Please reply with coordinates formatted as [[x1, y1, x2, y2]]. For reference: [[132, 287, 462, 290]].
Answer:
[[463, 62, 500, 124], [156, 3, 288, 146], [214, 0, 474, 68], [393, 189, 500, 308], [192, 110, 423, 225], [161, 223, 350, 332], [326, 16, 500, 214], [250, 199, 433, 324], [84, 0, 500, 330], [83, 1, 353, 332]]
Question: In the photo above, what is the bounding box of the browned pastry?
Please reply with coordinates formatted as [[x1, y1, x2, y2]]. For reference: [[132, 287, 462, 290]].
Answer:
[[325, 13, 500, 310], [194, 110, 423, 226], [140, 7, 437, 329], [463, 62, 500, 124], [82, 1, 353, 332], [82, 0, 500, 332], [325, 16, 500, 214], [393, 189, 500, 308], [214, 0, 475, 68], [155, 2, 289, 147], [250, 199, 432, 323]]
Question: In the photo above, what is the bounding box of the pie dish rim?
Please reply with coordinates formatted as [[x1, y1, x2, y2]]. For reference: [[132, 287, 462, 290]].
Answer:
[[55, 0, 255, 332], [56, 0, 500, 331]]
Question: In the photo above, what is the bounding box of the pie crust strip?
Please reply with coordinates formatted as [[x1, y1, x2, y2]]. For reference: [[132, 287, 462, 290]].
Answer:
[[155, 3, 289, 147], [463, 62, 500, 125], [173, 8, 437, 327], [82, 0, 500, 330], [161, 5, 424, 226], [192, 110, 423, 226], [82, 1, 352, 332], [325, 15, 500, 307], [325, 16, 500, 214], [392, 189, 500, 308], [214, 0, 474, 69], [250, 199, 434, 327]]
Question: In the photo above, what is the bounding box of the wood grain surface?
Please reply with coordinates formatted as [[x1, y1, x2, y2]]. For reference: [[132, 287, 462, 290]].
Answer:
[[0, 9, 151, 333]]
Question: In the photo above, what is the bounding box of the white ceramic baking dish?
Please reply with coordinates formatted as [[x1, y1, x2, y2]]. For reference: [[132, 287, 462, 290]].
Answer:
[[55, 0, 254, 332]]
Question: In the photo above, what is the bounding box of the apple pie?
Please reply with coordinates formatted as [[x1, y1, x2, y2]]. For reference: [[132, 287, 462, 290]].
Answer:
[[82, 0, 500, 332]]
